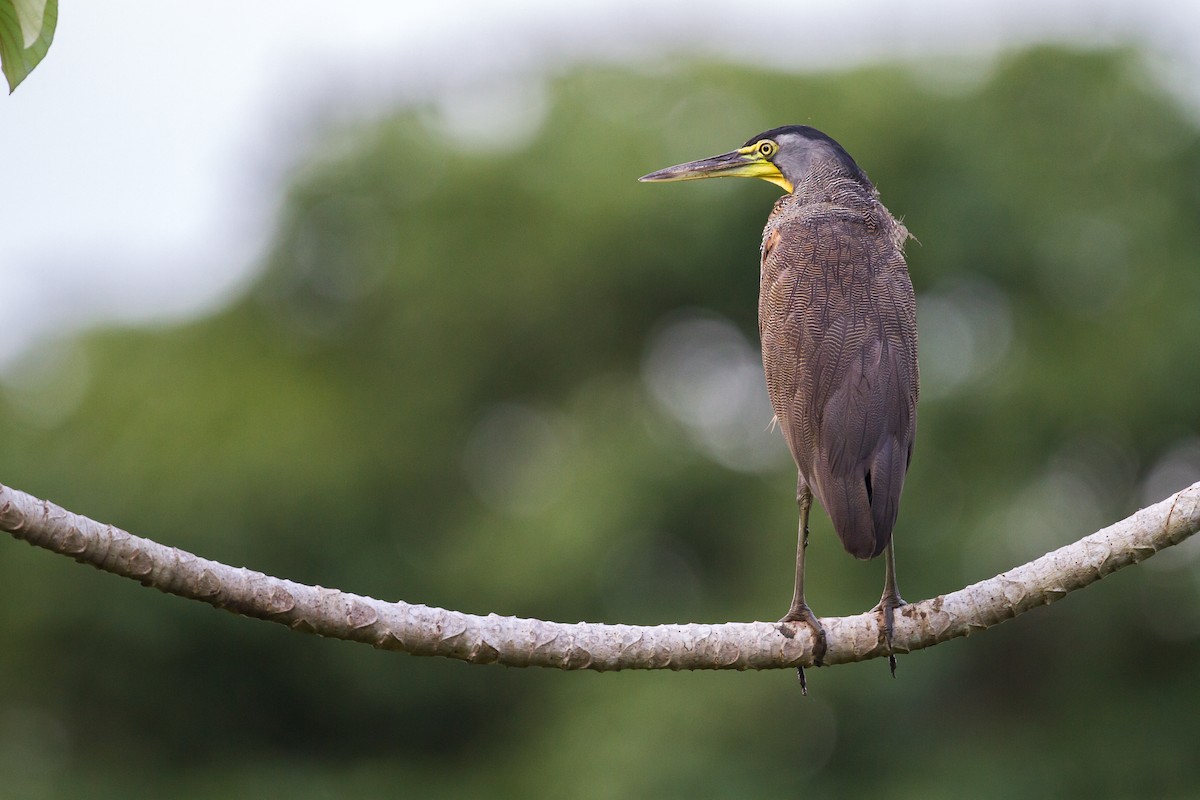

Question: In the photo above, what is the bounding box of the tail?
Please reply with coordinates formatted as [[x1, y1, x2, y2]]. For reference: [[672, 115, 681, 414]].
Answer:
[[814, 436, 908, 560]]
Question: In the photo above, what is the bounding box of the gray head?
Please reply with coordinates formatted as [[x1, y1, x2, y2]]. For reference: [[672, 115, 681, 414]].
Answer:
[[744, 125, 869, 190]]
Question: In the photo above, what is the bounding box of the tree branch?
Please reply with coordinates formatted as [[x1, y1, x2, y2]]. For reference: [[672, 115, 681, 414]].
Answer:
[[2, 480, 1198, 670]]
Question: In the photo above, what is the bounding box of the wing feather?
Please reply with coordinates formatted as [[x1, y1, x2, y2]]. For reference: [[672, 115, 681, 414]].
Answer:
[[759, 199, 918, 559]]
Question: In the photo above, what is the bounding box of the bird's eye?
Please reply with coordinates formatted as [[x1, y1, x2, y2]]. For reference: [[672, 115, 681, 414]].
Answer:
[[758, 140, 777, 158]]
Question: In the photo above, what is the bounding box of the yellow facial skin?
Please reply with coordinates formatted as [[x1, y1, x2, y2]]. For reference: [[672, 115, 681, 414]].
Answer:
[[639, 139, 793, 193]]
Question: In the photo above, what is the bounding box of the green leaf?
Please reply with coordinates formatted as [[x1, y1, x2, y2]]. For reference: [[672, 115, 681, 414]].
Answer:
[[0, 0, 57, 93]]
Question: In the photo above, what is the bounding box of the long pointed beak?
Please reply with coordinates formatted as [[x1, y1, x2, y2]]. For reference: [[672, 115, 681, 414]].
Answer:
[[639, 149, 759, 183], [639, 147, 791, 191]]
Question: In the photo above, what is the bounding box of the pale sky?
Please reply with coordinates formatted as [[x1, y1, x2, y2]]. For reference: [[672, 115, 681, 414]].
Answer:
[[0, 0, 1196, 370]]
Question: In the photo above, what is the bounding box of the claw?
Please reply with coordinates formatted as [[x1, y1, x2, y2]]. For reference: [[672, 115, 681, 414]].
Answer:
[[871, 593, 906, 677], [778, 603, 828, 693]]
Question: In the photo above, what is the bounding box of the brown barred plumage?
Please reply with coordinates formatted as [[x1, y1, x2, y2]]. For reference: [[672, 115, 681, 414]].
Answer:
[[759, 171, 918, 561]]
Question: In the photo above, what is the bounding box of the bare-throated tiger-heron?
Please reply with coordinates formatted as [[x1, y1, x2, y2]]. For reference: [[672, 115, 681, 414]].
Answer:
[[640, 126, 918, 687]]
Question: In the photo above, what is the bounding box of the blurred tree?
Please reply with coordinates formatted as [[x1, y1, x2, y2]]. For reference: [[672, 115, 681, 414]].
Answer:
[[1, 45, 1199, 799]]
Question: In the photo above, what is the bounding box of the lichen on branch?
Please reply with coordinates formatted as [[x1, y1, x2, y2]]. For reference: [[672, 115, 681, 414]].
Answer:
[[1, 480, 1197, 671]]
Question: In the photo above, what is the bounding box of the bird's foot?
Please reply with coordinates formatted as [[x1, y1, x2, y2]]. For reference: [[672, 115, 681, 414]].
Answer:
[[778, 603, 828, 665], [870, 592, 907, 677], [777, 603, 827, 695]]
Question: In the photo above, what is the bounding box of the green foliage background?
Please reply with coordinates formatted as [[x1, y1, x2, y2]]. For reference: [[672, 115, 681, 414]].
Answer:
[[2, 47, 1200, 797]]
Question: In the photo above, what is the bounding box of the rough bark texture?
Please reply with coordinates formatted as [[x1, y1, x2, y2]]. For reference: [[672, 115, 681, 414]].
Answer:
[[2, 480, 1198, 670]]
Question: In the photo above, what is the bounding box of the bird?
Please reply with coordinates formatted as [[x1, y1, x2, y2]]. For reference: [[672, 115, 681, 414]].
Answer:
[[640, 126, 919, 687]]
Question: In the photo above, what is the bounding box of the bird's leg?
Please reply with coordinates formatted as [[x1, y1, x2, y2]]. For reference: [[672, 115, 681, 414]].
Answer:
[[871, 541, 906, 677], [778, 487, 826, 692]]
